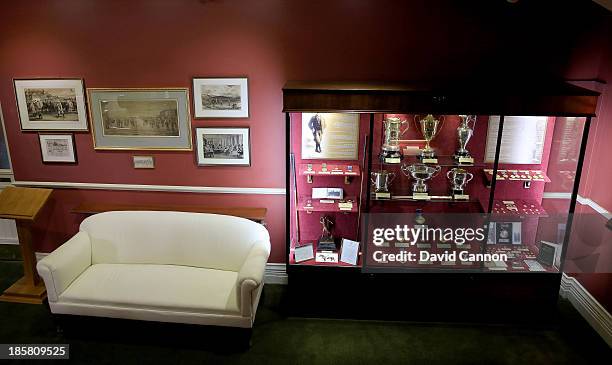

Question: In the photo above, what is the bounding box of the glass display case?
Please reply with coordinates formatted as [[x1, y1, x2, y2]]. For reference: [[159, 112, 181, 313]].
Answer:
[[284, 81, 598, 319]]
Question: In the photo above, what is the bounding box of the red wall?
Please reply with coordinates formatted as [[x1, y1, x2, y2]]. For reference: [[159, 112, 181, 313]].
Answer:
[[0, 0, 609, 266]]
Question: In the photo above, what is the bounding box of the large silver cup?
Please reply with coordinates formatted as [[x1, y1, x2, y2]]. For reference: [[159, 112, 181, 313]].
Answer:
[[447, 167, 474, 194], [455, 115, 475, 160], [371, 171, 396, 193], [401, 163, 441, 193], [381, 117, 409, 159], [416, 114, 443, 159]]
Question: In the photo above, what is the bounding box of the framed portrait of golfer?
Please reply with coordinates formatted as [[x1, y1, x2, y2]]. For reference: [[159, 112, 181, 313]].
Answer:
[[301, 113, 359, 160], [14, 78, 88, 131], [192, 77, 249, 118], [196, 127, 251, 166]]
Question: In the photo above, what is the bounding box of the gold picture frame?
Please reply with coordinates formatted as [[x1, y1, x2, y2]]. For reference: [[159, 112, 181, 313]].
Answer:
[[87, 88, 192, 151]]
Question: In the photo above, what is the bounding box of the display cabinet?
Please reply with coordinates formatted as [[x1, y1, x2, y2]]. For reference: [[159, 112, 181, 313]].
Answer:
[[284, 81, 598, 320]]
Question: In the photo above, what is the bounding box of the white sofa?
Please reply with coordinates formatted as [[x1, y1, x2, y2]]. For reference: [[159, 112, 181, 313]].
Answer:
[[36, 211, 271, 329]]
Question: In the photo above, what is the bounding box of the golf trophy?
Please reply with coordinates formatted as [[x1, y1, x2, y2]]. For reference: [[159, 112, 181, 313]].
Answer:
[[401, 163, 441, 197], [381, 117, 409, 163], [447, 168, 473, 200], [415, 114, 443, 163], [371, 170, 396, 199], [317, 215, 337, 252], [454, 115, 476, 164]]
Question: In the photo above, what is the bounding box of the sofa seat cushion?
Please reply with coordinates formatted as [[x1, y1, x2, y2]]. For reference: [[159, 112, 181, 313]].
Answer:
[[59, 264, 240, 315]]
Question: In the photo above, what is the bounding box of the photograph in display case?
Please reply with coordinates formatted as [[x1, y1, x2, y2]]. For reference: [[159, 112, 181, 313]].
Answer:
[[38, 133, 77, 163], [193, 77, 249, 118], [301, 113, 359, 160], [195, 127, 250, 166], [88, 88, 192, 150], [14, 79, 88, 131]]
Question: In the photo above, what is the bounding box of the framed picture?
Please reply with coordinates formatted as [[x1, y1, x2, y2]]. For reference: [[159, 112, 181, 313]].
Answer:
[[38, 133, 77, 163], [87, 88, 192, 150], [14, 78, 88, 131], [132, 155, 155, 169], [196, 127, 250, 166], [192, 77, 249, 118], [301, 113, 359, 160]]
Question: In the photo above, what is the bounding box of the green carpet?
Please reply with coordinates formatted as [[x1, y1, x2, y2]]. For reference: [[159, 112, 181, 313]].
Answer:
[[0, 260, 609, 364]]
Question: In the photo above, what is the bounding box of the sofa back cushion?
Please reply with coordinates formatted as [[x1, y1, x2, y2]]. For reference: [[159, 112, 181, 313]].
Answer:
[[80, 211, 269, 272]]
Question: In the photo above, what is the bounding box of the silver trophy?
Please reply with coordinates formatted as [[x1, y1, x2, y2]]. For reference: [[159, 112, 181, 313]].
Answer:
[[371, 171, 396, 194], [447, 167, 474, 196], [454, 115, 476, 163], [415, 114, 444, 161], [381, 117, 409, 162], [401, 163, 441, 194]]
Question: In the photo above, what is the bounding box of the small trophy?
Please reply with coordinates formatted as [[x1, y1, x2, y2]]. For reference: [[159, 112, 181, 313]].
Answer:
[[381, 117, 409, 163], [454, 115, 475, 164], [317, 215, 337, 251], [447, 167, 473, 199], [401, 163, 441, 197], [371, 170, 396, 199], [415, 114, 443, 163]]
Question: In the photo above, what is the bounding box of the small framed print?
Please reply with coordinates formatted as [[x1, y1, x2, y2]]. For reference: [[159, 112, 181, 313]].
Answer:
[[294, 243, 314, 263], [196, 127, 251, 166], [192, 77, 249, 118], [133, 155, 155, 169], [38, 133, 77, 163], [14, 78, 88, 131]]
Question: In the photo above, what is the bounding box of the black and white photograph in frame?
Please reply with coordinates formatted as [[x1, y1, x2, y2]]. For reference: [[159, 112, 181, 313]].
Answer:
[[196, 127, 250, 166], [38, 133, 77, 163], [193, 77, 249, 118], [14, 79, 88, 131]]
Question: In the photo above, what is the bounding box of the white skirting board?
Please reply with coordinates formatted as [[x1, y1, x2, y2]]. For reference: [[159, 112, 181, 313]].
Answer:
[[560, 273, 612, 347]]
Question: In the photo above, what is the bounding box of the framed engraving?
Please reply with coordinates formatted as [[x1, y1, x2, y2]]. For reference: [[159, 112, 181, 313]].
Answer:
[[196, 127, 251, 166], [132, 155, 155, 169], [14, 78, 88, 131], [38, 133, 77, 163], [301, 113, 359, 160], [87, 88, 192, 150], [192, 77, 249, 118]]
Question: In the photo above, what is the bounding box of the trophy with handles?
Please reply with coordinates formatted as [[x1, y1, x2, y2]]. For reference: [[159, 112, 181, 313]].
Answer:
[[401, 163, 441, 195], [447, 167, 473, 199], [415, 114, 444, 163], [381, 117, 409, 163], [371, 170, 396, 199], [454, 115, 476, 164], [317, 215, 337, 251]]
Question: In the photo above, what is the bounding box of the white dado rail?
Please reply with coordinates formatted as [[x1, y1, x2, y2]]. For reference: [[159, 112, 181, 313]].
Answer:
[[12, 180, 286, 195]]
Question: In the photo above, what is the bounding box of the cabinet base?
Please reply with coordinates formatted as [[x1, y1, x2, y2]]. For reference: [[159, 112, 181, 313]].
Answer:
[[0, 276, 47, 304]]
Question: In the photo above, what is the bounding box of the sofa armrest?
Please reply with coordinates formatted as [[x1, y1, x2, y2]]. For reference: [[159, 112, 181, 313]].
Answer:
[[36, 231, 92, 302], [237, 239, 271, 317]]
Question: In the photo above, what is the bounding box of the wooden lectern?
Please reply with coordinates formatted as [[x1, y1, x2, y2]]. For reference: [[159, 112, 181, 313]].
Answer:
[[0, 186, 52, 304]]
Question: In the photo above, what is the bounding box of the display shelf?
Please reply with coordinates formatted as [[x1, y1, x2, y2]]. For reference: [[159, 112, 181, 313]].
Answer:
[[483, 169, 551, 185], [374, 155, 485, 169], [490, 199, 548, 218], [298, 196, 359, 213], [289, 240, 362, 267], [298, 163, 361, 177], [370, 194, 481, 204], [485, 245, 558, 273]]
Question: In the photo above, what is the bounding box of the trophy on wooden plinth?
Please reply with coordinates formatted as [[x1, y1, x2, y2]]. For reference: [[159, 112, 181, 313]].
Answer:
[[447, 167, 473, 200], [454, 115, 476, 164], [381, 117, 409, 163], [415, 114, 443, 163], [317, 215, 337, 251], [371, 170, 396, 199], [401, 163, 441, 195]]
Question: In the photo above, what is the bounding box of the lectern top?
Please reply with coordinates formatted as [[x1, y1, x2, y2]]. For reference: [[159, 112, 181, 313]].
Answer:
[[0, 186, 53, 221]]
